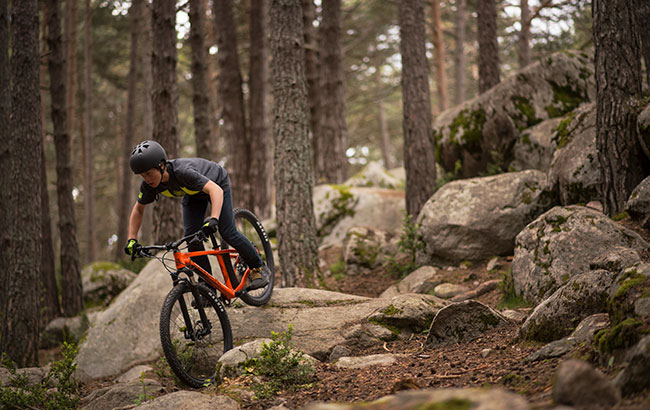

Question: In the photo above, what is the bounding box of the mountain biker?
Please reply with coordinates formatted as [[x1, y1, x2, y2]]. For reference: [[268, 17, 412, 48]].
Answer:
[[123, 140, 269, 291]]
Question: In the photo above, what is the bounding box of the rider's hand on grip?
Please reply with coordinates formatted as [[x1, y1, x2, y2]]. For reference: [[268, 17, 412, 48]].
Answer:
[[124, 238, 142, 261], [201, 217, 219, 236]]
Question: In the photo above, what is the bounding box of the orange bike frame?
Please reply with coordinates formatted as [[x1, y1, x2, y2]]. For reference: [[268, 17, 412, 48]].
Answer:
[[172, 248, 251, 300]]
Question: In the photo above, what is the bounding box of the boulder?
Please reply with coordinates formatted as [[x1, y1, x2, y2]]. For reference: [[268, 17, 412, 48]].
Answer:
[[520, 270, 616, 342], [548, 102, 601, 205], [75, 257, 174, 382], [81, 379, 164, 410], [313, 185, 405, 247], [614, 335, 650, 396], [0, 366, 49, 388], [116, 390, 239, 410], [417, 170, 556, 265], [433, 283, 469, 299], [434, 50, 594, 178], [343, 161, 404, 189], [81, 262, 137, 305], [343, 227, 400, 275], [302, 388, 531, 410], [512, 205, 648, 303], [218, 338, 272, 378], [625, 175, 650, 229], [379, 266, 442, 298], [425, 300, 510, 346], [606, 263, 650, 326], [40, 311, 101, 349], [552, 359, 620, 407], [511, 116, 561, 172]]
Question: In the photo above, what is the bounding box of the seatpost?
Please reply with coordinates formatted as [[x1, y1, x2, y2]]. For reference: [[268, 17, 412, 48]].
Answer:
[[209, 233, 219, 250]]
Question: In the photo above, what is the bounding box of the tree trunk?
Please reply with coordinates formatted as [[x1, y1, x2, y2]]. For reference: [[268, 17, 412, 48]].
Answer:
[[318, 0, 348, 183], [0, 0, 10, 354], [248, 0, 273, 219], [82, 0, 96, 264], [302, 0, 322, 181], [116, 0, 143, 261], [454, 0, 466, 105], [213, 0, 251, 209], [189, 0, 213, 159], [431, 0, 448, 112], [477, 0, 500, 94], [140, 1, 155, 244], [400, 0, 437, 217], [594, 0, 647, 215], [46, 0, 83, 317], [1, 0, 42, 367], [519, 0, 531, 69], [376, 70, 393, 169], [637, 0, 650, 89], [64, 0, 78, 162], [39, 1, 61, 327], [270, 0, 320, 287], [152, 0, 182, 244]]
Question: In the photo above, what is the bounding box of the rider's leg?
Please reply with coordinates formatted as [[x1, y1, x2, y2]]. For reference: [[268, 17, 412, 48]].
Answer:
[[218, 184, 263, 269], [182, 196, 212, 276]]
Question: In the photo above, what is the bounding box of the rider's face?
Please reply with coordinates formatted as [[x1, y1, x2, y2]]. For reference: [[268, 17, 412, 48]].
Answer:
[[140, 167, 162, 188]]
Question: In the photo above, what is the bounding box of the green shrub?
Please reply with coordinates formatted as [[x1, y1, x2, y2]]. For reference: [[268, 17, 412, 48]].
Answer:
[[244, 325, 315, 399], [386, 212, 425, 278], [0, 342, 80, 410]]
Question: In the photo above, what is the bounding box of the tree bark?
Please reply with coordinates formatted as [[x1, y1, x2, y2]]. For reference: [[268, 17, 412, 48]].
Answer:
[[399, 0, 437, 217], [116, 0, 143, 261], [518, 0, 531, 69], [318, 0, 348, 183], [302, 0, 322, 180], [0, 0, 10, 353], [140, 1, 155, 244], [376, 70, 393, 169], [64, 0, 78, 161], [46, 0, 84, 317], [152, 0, 182, 244], [454, 0, 466, 105], [213, 0, 251, 209], [1, 0, 42, 367], [248, 0, 273, 219], [477, 0, 500, 94], [431, 0, 448, 112], [189, 0, 213, 159], [83, 0, 96, 264], [637, 0, 650, 90], [270, 0, 320, 287], [594, 0, 647, 215]]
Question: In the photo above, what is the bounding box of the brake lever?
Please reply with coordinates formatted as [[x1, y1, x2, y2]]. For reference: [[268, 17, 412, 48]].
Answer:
[[189, 231, 206, 246]]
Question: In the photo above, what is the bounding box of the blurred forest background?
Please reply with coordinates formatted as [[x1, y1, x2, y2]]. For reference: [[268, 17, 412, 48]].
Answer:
[[40, 0, 591, 265]]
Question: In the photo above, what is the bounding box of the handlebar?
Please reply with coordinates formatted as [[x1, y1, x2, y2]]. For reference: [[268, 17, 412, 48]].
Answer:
[[135, 231, 213, 258]]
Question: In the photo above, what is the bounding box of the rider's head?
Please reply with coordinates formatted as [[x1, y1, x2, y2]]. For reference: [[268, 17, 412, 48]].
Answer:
[[130, 140, 168, 187]]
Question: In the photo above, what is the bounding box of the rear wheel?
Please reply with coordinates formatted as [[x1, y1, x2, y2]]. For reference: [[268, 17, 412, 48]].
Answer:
[[159, 282, 233, 388], [228, 208, 275, 306]]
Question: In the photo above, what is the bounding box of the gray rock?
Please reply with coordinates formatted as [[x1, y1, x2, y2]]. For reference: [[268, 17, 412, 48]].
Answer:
[[367, 294, 448, 336], [302, 387, 531, 409], [313, 185, 405, 247], [552, 359, 620, 407], [500, 309, 529, 323], [486, 257, 500, 272], [334, 354, 406, 369], [451, 280, 500, 302], [218, 339, 272, 378], [426, 300, 510, 346], [117, 390, 239, 410], [434, 50, 593, 178], [608, 263, 650, 321], [328, 345, 352, 363], [520, 270, 616, 342], [635, 297, 650, 317], [512, 205, 648, 303], [343, 161, 403, 189], [116, 365, 153, 383], [417, 170, 556, 265], [380, 266, 442, 298], [511, 116, 562, 172], [526, 337, 578, 362], [40, 311, 101, 349], [343, 227, 399, 275], [433, 283, 470, 299], [0, 366, 49, 388], [589, 246, 642, 273], [81, 262, 137, 305], [548, 102, 601, 205], [626, 174, 650, 229], [82, 379, 164, 410], [614, 335, 650, 396]]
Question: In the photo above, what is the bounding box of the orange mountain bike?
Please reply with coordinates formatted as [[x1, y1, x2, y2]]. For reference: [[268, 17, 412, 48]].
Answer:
[[134, 208, 274, 388]]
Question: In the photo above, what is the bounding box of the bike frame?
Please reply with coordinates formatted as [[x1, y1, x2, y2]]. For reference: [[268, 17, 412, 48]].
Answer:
[[173, 248, 251, 300]]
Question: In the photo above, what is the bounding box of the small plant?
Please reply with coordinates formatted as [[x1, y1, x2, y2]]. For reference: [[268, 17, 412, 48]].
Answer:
[[387, 212, 425, 278], [134, 371, 154, 405], [0, 342, 80, 410], [244, 325, 315, 399]]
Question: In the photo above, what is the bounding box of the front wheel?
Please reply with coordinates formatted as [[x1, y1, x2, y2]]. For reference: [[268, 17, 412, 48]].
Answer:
[[229, 208, 275, 306], [159, 282, 233, 388]]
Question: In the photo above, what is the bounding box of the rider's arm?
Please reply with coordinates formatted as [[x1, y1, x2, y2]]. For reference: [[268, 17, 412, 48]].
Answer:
[[127, 202, 147, 239], [202, 181, 224, 220]]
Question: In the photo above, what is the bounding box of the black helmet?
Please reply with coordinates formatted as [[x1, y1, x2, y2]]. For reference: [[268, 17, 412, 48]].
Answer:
[[130, 140, 168, 174]]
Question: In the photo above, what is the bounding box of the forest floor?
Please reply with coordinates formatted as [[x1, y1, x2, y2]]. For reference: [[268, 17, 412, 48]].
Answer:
[[71, 218, 650, 410]]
